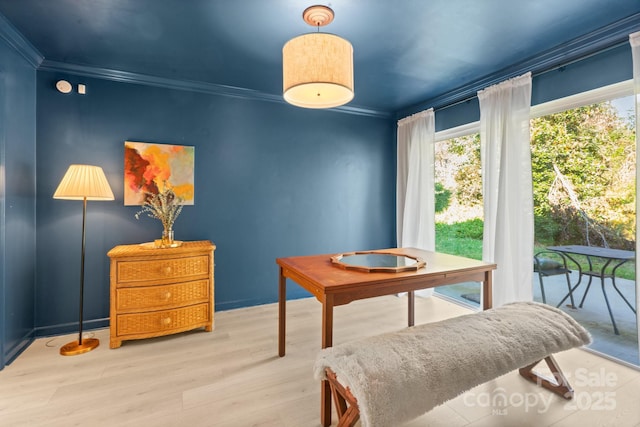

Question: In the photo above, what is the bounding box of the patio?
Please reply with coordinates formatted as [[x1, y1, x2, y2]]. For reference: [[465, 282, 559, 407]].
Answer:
[[435, 272, 639, 367]]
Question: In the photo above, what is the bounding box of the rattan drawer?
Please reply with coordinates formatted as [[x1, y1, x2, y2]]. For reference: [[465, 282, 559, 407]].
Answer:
[[117, 303, 211, 336], [116, 279, 210, 312], [116, 255, 210, 285], [108, 241, 215, 349]]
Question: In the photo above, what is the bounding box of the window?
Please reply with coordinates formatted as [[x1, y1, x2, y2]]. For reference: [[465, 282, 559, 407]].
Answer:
[[432, 80, 637, 366], [531, 85, 637, 367], [433, 131, 483, 307]]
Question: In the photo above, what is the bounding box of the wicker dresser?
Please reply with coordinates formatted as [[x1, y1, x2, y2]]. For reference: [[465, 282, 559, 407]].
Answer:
[[108, 240, 215, 348]]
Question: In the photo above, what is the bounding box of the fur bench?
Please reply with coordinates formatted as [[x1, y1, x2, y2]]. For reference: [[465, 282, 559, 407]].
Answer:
[[314, 301, 591, 427]]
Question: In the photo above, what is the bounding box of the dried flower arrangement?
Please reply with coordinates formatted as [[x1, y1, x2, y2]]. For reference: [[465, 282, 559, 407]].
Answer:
[[134, 188, 183, 235]]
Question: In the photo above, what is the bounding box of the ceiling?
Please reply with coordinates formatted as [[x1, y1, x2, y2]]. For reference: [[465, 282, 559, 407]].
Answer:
[[1, 0, 639, 116]]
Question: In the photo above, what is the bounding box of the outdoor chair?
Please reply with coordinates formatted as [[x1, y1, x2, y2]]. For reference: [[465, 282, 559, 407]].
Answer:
[[534, 250, 576, 308]]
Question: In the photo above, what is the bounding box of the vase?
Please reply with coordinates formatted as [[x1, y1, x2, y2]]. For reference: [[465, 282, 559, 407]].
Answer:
[[162, 228, 175, 247]]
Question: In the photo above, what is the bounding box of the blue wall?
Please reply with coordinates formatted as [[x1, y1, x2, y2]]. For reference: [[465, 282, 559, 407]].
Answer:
[[0, 36, 37, 366], [34, 72, 396, 336], [433, 44, 634, 131], [532, 44, 632, 106]]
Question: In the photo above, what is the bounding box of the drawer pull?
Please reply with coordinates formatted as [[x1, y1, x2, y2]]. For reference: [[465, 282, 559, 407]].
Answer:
[[163, 266, 173, 275], [162, 317, 172, 325], [163, 291, 172, 300]]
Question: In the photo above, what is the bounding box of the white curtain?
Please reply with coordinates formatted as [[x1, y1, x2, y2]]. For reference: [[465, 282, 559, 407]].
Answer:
[[630, 31, 640, 360], [397, 109, 435, 297], [478, 73, 533, 307]]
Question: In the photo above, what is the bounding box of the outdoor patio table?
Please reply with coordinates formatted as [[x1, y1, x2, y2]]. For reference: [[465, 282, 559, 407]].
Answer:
[[547, 245, 636, 334]]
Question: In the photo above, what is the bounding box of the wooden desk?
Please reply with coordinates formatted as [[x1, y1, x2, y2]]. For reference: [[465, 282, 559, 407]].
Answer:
[[276, 247, 496, 426]]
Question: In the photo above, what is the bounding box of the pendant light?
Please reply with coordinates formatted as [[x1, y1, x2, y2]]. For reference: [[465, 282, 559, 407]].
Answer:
[[282, 5, 354, 109]]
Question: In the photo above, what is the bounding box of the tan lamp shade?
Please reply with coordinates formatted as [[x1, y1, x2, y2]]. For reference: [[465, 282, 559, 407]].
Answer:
[[283, 33, 354, 109], [53, 164, 114, 201]]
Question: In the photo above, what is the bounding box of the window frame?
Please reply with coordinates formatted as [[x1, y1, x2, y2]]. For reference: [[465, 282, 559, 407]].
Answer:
[[434, 79, 634, 142]]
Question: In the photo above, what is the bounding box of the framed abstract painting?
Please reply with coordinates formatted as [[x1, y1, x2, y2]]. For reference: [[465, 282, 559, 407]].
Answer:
[[124, 141, 195, 205]]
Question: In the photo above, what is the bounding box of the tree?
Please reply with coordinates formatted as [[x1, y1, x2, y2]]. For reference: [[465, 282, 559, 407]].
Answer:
[[530, 102, 635, 247], [434, 133, 482, 223], [435, 100, 635, 248], [435, 182, 451, 213]]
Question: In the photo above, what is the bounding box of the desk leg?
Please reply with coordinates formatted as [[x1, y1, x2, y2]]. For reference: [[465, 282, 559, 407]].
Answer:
[[278, 267, 286, 357], [408, 291, 415, 327], [321, 297, 334, 426], [483, 271, 493, 310]]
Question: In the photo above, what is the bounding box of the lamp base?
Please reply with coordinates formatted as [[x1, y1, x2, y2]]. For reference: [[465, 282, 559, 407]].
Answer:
[[60, 338, 100, 356]]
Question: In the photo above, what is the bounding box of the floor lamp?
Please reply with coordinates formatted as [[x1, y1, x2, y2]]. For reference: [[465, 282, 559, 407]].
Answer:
[[53, 164, 114, 356]]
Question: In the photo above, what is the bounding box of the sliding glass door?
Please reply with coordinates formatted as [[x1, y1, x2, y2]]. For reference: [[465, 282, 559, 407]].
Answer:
[[432, 82, 638, 367], [434, 132, 483, 307], [531, 90, 638, 367]]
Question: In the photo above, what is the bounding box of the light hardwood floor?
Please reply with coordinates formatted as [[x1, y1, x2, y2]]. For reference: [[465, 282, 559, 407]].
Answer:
[[1, 295, 639, 426]]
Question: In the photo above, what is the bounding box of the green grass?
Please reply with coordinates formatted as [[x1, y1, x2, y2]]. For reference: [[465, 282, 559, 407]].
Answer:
[[435, 219, 483, 260], [436, 219, 636, 281]]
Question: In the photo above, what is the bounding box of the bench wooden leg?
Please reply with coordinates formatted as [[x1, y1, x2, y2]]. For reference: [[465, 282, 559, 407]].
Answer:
[[325, 368, 360, 427], [519, 355, 574, 399]]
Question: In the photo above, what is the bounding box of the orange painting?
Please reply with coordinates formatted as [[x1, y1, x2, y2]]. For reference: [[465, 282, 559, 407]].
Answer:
[[124, 141, 195, 205]]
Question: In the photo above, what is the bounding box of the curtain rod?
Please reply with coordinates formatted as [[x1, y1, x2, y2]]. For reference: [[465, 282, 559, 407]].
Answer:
[[428, 39, 630, 115]]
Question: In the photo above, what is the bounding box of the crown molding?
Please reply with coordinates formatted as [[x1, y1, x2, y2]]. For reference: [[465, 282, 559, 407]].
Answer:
[[0, 13, 43, 67], [0, 6, 390, 120], [38, 60, 391, 119], [22, 11, 639, 120], [397, 12, 640, 119], [39, 59, 280, 100]]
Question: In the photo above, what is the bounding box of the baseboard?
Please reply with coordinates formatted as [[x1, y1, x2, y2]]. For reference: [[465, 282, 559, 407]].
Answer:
[[34, 317, 110, 338], [2, 331, 35, 369]]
